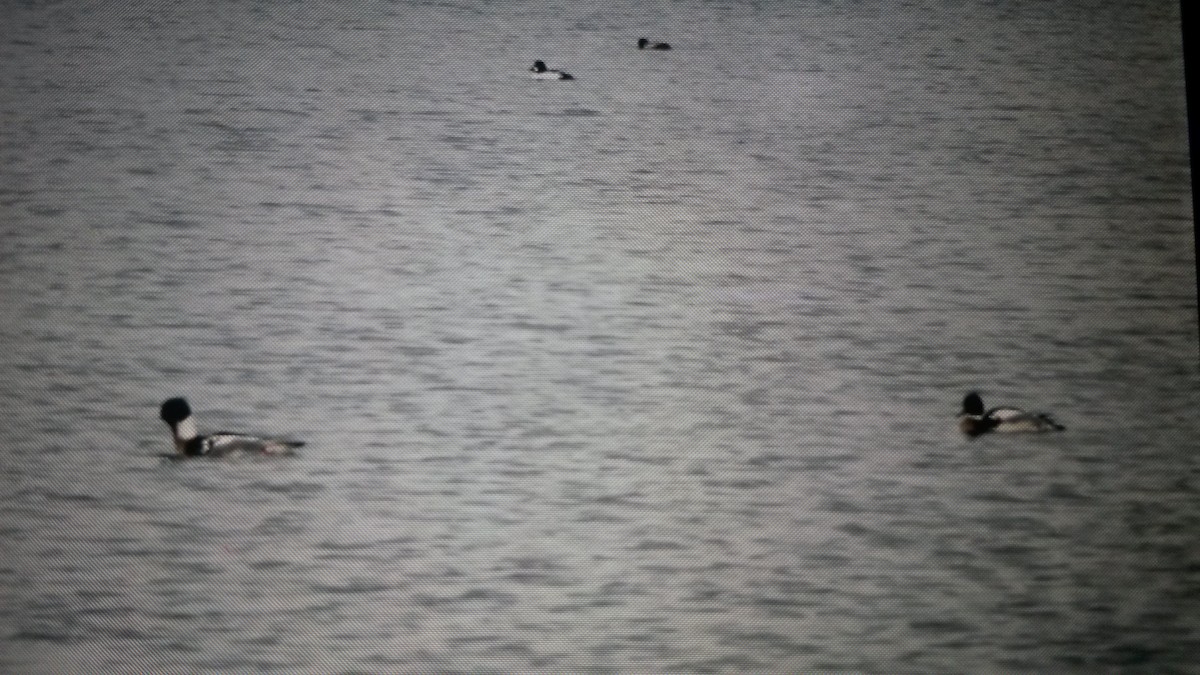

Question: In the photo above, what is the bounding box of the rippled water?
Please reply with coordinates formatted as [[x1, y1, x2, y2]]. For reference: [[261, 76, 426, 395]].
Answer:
[[1, 0, 1196, 672]]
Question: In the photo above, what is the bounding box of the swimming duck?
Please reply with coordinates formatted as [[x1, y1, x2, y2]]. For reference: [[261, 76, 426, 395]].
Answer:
[[638, 38, 672, 50], [529, 60, 575, 80], [159, 397, 304, 458], [958, 392, 1065, 437]]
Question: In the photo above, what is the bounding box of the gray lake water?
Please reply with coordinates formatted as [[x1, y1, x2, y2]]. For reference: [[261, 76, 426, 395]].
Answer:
[[1, 0, 1197, 672]]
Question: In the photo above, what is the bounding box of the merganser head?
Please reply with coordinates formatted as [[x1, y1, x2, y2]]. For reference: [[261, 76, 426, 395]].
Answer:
[[958, 392, 991, 437], [160, 397, 199, 448], [961, 392, 985, 417], [160, 397, 191, 424]]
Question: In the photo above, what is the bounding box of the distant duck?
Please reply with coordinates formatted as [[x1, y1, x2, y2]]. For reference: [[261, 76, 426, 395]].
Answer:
[[958, 392, 1065, 437], [529, 60, 575, 80], [159, 397, 304, 459], [638, 38, 672, 50]]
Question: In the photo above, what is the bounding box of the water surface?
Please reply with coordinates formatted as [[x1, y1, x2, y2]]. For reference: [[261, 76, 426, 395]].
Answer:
[[1, 0, 1196, 672]]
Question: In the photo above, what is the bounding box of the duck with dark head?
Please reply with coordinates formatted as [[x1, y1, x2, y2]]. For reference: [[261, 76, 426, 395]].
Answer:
[[958, 391, 1064, 438], [529, 60, 575, 80], [638, 38, 672, 50], [159, 397, 304, 459]]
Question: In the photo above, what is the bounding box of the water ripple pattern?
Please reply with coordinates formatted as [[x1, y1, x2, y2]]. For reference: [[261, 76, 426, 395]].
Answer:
[[0, 0, 1196, 672]]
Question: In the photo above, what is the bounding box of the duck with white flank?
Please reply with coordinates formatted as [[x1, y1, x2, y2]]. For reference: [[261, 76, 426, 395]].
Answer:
[[958, 391, 1065, 437], [159, 397, 304, 459], [529, 60, 574, 80], [638, 38, 672, 50]]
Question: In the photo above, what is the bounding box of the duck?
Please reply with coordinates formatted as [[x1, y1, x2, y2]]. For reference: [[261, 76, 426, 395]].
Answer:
[[638, 38, 672, 50], [529, 60, 575, 80], [958, 391, 1065, 437], [159, 397, 304, 459]]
